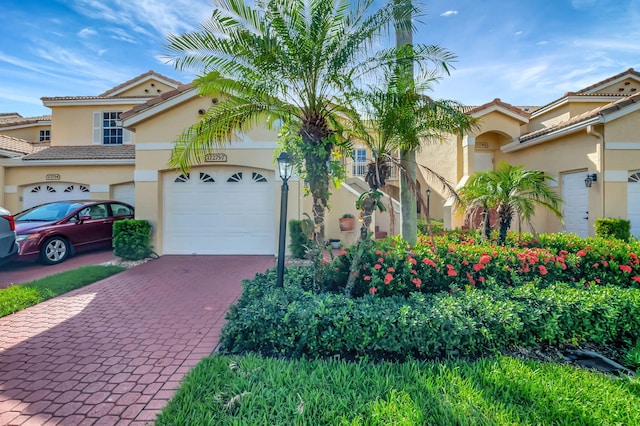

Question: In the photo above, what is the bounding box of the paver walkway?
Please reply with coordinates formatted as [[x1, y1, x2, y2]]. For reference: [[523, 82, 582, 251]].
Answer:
[[0, 255, 274, 425]]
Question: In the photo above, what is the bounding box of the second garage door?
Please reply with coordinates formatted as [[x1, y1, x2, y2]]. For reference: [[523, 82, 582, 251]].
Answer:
[[163, 167, 276, 255]]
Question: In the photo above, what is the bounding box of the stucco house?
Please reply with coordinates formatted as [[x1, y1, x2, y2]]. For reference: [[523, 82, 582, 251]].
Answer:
[[1, 68, 639, 258]]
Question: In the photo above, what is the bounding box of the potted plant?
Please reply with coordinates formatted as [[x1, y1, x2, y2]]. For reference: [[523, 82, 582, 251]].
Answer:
[[339, 213, 355, 232]]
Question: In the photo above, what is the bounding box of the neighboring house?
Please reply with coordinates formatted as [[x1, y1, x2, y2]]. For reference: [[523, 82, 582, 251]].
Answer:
[[1, 68, 639, 258]]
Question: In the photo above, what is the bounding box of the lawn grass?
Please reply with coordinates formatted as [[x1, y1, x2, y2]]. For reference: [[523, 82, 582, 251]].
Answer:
[[157, 354, 640, 425], [0, 264, 125, 317]]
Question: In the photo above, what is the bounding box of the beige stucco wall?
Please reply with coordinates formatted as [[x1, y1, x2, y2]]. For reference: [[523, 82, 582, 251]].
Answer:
[[0, 125, 50, 144], [51, 105, 137, 146], [116, 81, 177, 97]]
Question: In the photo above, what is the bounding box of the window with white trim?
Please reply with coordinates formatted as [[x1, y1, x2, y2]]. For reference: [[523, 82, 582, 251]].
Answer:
[[353, 148, 367, 176], [39, 130, 50, 142], [93, 111, 131, 145]]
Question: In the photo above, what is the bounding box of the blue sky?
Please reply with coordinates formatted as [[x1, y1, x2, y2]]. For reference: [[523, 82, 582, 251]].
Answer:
[[1, 0, 639, 117]]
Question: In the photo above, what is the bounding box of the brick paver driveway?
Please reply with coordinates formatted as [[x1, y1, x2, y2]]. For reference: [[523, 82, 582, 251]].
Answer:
[[0, 255, 274, 425]]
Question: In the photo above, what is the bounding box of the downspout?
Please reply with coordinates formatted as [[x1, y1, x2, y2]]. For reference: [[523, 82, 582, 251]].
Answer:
[[587, 124, 605, 218]]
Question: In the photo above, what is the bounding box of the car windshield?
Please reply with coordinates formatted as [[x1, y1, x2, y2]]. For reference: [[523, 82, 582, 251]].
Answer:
[[15, 202, 85, 222]]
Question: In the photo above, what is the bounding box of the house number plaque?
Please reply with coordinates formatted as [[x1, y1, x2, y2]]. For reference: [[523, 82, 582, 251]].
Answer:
[[46, 174, 61, 181], [204, 153, 228, 162]]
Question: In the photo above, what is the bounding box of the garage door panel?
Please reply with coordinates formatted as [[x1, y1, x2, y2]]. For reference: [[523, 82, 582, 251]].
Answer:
[[562, 172, 588, 237], [23, 183, 91, 210], [163, 168, 275, 255]]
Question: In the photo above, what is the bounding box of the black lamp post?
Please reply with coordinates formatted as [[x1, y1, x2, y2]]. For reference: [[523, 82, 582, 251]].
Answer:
[[276, 152, 293, 288]]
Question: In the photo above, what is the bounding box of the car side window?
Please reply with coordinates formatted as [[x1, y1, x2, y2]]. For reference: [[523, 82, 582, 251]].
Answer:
[[111, 203, 133, 217], [79, 204, 108, 219]]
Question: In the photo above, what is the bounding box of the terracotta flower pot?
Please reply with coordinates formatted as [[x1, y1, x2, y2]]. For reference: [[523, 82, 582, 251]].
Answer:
[[339, 217, 355, 232]]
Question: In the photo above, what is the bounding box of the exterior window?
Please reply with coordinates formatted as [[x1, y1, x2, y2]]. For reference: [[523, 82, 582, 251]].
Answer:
[[39, 130, 50, 142], [102, 112, 123, 145], [353, 148, 367, 176]]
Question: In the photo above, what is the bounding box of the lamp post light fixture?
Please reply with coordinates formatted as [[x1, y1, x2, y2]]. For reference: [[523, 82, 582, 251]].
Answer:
[[276, 152, 293, 288], [584, 173, 598, 188]]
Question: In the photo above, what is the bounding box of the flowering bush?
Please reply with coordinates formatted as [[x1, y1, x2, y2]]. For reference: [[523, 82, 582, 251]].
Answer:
[[328, 232, 640, 297]]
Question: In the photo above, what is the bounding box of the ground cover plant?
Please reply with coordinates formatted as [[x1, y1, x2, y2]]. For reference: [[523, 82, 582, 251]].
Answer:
[[157, 354, 640, 425], [0, 264, 124, 317]]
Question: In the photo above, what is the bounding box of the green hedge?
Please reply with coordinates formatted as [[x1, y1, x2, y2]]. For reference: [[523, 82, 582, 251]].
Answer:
[[113, 219, 152, 260], [595, 218, 631, 242], [220, 267, 640, 360]]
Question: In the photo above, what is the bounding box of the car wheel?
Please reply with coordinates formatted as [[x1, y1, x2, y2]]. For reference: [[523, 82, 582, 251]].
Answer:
[[40, 237, 70, 265]]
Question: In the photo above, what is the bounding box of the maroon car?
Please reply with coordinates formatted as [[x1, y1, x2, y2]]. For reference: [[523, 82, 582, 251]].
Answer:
[[15, 200, 134, 265]]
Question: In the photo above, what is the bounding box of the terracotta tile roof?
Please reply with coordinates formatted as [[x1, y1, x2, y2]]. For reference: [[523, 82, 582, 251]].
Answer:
[[520, 92, 640, 142], [0, 114, 51, 128], [0, 135, 48, 155], [465, 98, 535, 117], [575, 68, 640, 94], [21, 145, 135, 161], [119, 83, 196, 120], [40, 95, 154, 103], [99, 70, 184, 97]]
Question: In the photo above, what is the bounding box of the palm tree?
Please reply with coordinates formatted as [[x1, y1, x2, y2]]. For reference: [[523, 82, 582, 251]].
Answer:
[[458, 162, 563, 244], [163, 0, 422, 243], [348, 68, 477, 241]]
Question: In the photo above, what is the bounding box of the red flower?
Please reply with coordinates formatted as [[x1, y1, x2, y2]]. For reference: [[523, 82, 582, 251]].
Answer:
[[466, 272, 476, 286], [340, 250, 347, 256], [447, 269, 457, 277], [364, 275, 371, 281], [446, 264, 455, 269], [411, 277, 422, 288], [538, 265, 548, 275], [378, 258, 384, 263], [411, 269, 417, 275], [369, 287, 377, 294], [374, 264, 382, 270], [632, 276, 640, 283], [387, 267, 395, 272], [462, 260, 469, 266], [408, 257, 417, 265], [620, 265, 632, 273], [577, 250, 587, 257], [422, 258, 436, 267], [602, 260, 609, 267], [478, 276, 485, 282], [384, 273, 393, 284], [375, 250, 382, 255], [479, 254, 492, 264], [473, 263, 484, 272]]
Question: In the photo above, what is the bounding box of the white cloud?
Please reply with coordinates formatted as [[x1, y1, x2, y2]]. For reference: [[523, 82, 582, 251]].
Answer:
[[441, 10, 458, 17], [78, 28, 96, 38], [514, 31, 523, 36]]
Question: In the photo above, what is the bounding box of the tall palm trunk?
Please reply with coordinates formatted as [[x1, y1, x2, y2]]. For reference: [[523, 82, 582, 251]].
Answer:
[[497, 204, 512, 245], [395, 0, 417, 245], [299, 117, 332, 244]]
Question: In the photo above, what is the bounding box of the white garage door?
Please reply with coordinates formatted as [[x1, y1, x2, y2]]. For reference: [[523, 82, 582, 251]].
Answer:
[[562, 172, 589, 237], [22, 183, 90, 210], [112, 183, 135, 206], [629, 172, 640, 238], [163, 167, 276, 255]]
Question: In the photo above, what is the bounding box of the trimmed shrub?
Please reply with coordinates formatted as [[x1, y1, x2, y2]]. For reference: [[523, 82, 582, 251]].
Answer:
[[595, 218, 631, 242], [289, 219, 308, 259], [220, 269, 640, 360], [113, 219, 152, 260], [417, 218, 445, 235]]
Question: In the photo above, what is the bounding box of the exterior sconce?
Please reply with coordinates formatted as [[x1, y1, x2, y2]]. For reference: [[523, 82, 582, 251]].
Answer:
[[584, 173, 597, 188]]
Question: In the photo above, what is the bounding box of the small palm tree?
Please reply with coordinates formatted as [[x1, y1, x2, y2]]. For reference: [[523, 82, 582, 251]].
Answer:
[[459, 162, 563, 244], [347, 65, 476, 241]]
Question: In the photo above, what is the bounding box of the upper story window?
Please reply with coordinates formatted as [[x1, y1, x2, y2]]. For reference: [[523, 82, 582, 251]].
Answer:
[[39, 130, 50, 142], [352, 148, 367, 176], [93, 111, 131, 145], [103, 112, 123, 145]]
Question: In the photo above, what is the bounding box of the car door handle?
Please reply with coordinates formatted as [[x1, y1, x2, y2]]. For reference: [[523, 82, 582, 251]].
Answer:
[[583, 217, 589, 220]]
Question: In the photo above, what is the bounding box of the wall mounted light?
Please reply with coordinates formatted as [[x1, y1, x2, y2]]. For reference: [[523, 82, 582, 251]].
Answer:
[[584, 173, 598, 188]]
